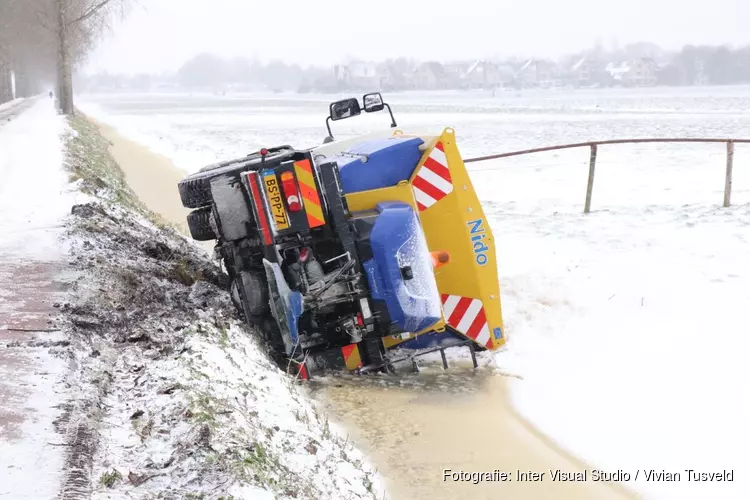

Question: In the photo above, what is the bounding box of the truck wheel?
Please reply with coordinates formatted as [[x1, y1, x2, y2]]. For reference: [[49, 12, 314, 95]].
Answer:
[[178, 175, 214, 209], [186, 207, 216, 241], [238, 270, 269, 316], [178, 148, 296, 209]]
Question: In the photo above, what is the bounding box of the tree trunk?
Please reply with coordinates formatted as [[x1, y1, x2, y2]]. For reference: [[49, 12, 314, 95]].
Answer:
[[57, 0, 74, 115], [14, 58, 29, 98], [0, 62, 11, 103]]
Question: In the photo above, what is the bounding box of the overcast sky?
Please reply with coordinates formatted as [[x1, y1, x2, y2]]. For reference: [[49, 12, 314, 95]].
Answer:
[[86, 0, 750, 74]]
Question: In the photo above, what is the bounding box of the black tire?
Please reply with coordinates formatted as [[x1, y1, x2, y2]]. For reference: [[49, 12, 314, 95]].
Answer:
[[178, 175, 214, 209], [178, 148, 296, 209], [238, 270, 270, 316], [186, 207, 217, 241], [235, 273, 285, 360]]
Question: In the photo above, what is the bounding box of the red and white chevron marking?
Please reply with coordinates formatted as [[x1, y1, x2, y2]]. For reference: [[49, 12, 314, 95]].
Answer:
[[412, 141, 453, 212], [441, 294, 492, 348]]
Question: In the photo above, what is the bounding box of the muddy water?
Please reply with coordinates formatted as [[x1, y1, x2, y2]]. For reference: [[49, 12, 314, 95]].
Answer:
[[93, 119, 193, 232], [93, 118, 214, 254], [312, 362, 636, 500], [94, 119, 637, 500]]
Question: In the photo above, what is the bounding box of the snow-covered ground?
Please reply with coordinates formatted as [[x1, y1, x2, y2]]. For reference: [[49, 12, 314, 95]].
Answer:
[[79, 87, 750, 499], [0, 97, 25, 113], [0, 98, 77, 259], [0, 99, 75, 498], [493, 203, 749, 500]]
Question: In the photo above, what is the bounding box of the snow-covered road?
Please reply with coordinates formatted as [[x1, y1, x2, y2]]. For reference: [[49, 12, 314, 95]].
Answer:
[[0, 98, 75, 499]]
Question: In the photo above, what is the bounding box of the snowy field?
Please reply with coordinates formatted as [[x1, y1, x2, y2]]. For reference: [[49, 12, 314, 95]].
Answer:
[[79, 86, 750, 499]]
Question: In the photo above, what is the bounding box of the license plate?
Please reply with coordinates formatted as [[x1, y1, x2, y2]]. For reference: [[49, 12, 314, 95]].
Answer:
[[263, 172, 290, 231]]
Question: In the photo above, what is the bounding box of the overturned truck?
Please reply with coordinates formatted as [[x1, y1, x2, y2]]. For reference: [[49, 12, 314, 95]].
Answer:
[[177, 93, 505, 378]]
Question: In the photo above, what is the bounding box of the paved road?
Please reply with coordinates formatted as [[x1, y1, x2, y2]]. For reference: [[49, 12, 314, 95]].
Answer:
[[0, 98, 35, 125], [0, 98, 71, 499]]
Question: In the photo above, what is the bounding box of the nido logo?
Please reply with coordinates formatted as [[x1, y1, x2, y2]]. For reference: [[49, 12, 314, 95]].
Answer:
[[467, 218, 489, 266]]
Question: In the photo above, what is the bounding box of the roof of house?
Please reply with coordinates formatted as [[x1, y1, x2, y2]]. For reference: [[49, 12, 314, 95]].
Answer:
[[461, 61, 516, 81], [571, 57, 587, 72], [418, 61, 445, 77], [465, 60, 483, 76]]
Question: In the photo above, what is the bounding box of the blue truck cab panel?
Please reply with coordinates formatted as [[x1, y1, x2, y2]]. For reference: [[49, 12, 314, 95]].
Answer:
[[361, 202, 442, 334], [330, 137, 425, 193]]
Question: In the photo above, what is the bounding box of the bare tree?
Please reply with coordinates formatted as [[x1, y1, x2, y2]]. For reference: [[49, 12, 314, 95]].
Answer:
[[0, 2, 14, 101], [0, 0, 55, 100], [0, 0, 128, 108], [28, 0, 129, 114]]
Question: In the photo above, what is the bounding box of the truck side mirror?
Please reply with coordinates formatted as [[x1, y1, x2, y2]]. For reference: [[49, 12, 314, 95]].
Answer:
[[329, 98, 361, 121], [363, 92, 385, 112]]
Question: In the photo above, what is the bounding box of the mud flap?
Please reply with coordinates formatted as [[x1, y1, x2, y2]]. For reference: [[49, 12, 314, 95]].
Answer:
[[305, 342, 365, 375], [262, 258, 303, 356]]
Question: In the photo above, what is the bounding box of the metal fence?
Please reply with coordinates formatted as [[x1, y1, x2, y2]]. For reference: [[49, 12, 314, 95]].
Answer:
[[464, 138, 750, 213]]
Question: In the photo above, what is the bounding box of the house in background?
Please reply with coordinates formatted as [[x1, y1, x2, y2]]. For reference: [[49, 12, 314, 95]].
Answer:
[[518, 59, 560, 88], [629, 58, 658, 86], [332, 64, 350, 87], [413, 61, 446, 90], [463, 60, 516, 89], [443, 62, 470, 88], [517, 59, 536, 87], [348, 61, 379, 89], [376, 63, 398, 90], [494, 64, 517, 88], [462, 60, 487, 88], [605, 61, 630, 84], [605, 58, 658, 87], [568, 56, 598, 87], [334, 61, 379, 90]]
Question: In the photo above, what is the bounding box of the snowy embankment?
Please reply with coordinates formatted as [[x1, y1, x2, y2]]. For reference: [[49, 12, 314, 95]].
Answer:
[[56, 116, 383, 498]]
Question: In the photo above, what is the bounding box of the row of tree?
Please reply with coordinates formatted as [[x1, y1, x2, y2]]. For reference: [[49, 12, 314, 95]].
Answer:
[[174, 54, 333, 92], [79, 42, 750, 95], [667, 45, 750, 85], [576, 42, 750, 87], [77, 54, 338, 93], [0, 0, 129, 114]]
